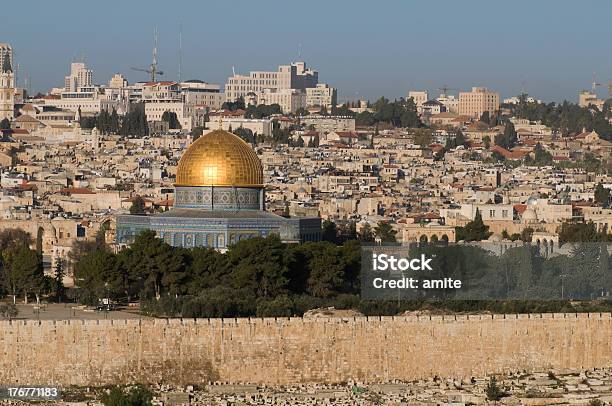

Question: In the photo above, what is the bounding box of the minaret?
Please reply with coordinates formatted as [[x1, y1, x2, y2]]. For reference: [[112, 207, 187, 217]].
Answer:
[[0, 57, 14, 121]]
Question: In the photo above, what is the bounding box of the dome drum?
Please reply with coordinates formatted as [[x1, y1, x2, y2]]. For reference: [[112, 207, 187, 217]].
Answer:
[[174, 186, 263, 211]]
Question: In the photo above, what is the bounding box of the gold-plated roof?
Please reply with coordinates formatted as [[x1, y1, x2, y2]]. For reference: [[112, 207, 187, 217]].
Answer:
[[175, 129, 263, 187]]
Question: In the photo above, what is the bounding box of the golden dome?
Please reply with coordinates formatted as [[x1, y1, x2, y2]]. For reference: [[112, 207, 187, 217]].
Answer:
[[175, 129, 263, 187]]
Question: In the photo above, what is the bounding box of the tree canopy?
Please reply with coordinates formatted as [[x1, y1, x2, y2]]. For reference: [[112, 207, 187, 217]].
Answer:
[[355, 97, 421, 128]]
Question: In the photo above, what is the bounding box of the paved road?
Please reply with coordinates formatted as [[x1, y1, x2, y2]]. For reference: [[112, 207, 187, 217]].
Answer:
[[9, 303, 148, 320]]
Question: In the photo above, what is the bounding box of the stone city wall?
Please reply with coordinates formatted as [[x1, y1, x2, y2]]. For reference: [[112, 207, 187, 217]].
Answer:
[[0, 313, 611, 386]]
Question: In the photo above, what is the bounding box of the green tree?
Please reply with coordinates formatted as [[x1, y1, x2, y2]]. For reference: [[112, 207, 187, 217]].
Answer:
[[483, 135, 491, 149], [295, 107, 309, 117], [355, 111, 376, 126], [338, 221, 357, 242], [0, 229, 34, 301], [594, 183, 609, 206], [109, 108, 120, 133], [120, 103, 148, 137], [358, 223, 375, 242], [185, 247, 228, 295], [233, 127, 255, 144], [130, 196, 146, 215], [245, 104, 282, 118], [558, 221, 610, 244], [191, 126, 205, 140], [54, 258, 66, 302], [0, 303, 18, 320], [226, 235, 288, 298], [521, 227, 534, 243], [306, 243, 346, 297], [101, 385, 153, 406], [11, 247, 45, 304], [0, 228, 32, 252], [527, 143, 553, 166], [161, 111, 181, 129], [495, 122, 517, 149], [321, 220, 339, 244], [480, 111, 490, 126], [69, 228, 107, 264], [485, 376, 504, 401], [456, 209, 492, 242], [374, 221, 397, 243], [445, 129, 466, 149], [0, 118, 10, 130], [74, 250, 123, 304], [124, 230, 186, 299], [413, 128, 433, 147]]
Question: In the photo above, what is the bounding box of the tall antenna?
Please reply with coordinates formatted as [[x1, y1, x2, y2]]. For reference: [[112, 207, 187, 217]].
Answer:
[[130, 26, 164, 82], [153, 26, 159, 82], [298, 43, 302, 60], [178, 24, 182, 83]]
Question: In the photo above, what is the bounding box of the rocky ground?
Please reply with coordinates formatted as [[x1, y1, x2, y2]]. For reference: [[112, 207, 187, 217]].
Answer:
[[4, 369, 612, 405]]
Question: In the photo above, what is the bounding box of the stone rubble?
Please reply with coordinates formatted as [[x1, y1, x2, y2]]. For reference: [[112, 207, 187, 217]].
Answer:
[[8, 368, 612, 405]]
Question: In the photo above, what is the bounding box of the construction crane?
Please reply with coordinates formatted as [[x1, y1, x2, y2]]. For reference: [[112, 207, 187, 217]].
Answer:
[[131, 27, 164, 83], [591, 72, 602, 93], [437, 85, 457, 97]]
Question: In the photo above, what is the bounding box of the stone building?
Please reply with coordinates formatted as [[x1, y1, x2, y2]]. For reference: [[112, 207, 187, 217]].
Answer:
[[0, 53, 14, 121], [116, 129, 321, 249]]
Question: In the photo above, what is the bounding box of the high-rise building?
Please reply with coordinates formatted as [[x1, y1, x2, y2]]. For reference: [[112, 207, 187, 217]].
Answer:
[[458, 87, 500, 117], [578, 90, 603, 109], [408, 91, 428, 108], [64, 62, 93, 92], [0, 43, 13, 74], [0, 44, 15, 121], [225, 61, 318, 102], [109, 73, 128, 89], [180, 80, 225, 110], [306, 83, 337, 109]]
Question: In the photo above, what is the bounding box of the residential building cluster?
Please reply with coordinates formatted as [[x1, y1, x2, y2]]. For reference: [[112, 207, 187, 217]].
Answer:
[[0, 40, 610, 284]]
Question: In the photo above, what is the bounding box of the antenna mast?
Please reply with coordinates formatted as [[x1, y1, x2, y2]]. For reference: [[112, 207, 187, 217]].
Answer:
[[152, 26, 159, 82], [178, 24, 182, 83]]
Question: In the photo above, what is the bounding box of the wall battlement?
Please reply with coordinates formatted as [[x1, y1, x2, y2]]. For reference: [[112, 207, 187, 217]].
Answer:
[[0, 313, 610, 386], [1, 311, 610, 327]]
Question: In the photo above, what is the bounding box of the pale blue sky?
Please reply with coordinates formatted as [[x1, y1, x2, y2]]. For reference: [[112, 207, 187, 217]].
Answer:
[[3, 0, 611, 102]]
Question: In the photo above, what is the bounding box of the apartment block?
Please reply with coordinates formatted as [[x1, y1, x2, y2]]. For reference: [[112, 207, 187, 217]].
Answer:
[[458, 87, 500, 117]]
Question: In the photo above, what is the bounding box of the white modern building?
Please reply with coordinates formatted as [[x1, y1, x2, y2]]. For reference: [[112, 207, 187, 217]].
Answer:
[[306, 83, 337, 109], [258, 88, 306, 113], [206, 115, 272, 137], [64, 62, 93, 92], [225, 61, 318, 101], [180, 80, 225, 110]]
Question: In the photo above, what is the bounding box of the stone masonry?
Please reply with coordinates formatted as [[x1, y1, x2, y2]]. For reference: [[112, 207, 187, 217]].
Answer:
[[0, 313, 610, 386]]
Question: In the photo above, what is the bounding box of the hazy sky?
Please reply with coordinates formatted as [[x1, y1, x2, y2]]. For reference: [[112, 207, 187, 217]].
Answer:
[[3, 0, 611, 103]]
